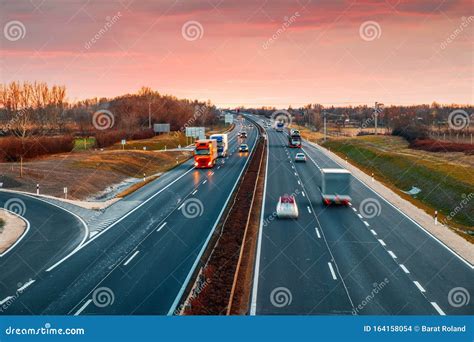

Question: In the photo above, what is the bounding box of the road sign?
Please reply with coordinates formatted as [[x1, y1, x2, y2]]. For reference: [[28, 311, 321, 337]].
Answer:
[[154, 123, 170, 133], [121, 139, 126, 145], [225, 114, 233, 124], [185, 127, 205, 140]]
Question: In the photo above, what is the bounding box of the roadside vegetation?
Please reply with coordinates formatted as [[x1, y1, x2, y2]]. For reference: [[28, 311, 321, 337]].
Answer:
[[321, 135, 473, 239]]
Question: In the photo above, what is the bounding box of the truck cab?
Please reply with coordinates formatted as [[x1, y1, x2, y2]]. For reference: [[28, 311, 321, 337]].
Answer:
[[194, 139, 218, 168]]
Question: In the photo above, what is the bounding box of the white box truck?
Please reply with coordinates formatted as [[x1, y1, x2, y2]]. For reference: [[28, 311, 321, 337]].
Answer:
[[320, 168, 351, 205], [209, 133, 229, 158]]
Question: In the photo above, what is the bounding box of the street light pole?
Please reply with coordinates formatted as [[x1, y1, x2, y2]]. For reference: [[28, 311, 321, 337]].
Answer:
[[374, 102, 384, 135]]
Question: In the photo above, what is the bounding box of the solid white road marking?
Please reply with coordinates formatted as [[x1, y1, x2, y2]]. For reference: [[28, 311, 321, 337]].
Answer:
[[17, 279, 35, 292], [430, 302, 446, 315], [191, 189, 198, 195], [74, 299, 92, 316], [307, 206, 312, 214], [413, 281, 426, 293], [388, 250, 397, 259], [370, 229, 377, 236], [328, 262, 337, 280], [315, 228, 321, 239], [156, 222, 167, 232], [0, 296, 13, 305], [363, 221, 370, 227], [378, 239, 386, 246], [399, 264, 410, 274], [123, 250, 140, 266]]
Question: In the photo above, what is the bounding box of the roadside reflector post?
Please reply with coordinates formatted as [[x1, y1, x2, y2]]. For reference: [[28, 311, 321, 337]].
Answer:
[[36, 184, 39, 195], [434, 210, 438, 225], [64, 187, 68, 199], [345, 156, 348, 163], [165, 145, 167, 151], [143, 146, 147, 151], [143, 173, 146, 182], [371, 173, 375, 182]]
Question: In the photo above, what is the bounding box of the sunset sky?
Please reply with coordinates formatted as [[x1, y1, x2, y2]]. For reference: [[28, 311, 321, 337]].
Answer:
[[1, 0, 473, 107]]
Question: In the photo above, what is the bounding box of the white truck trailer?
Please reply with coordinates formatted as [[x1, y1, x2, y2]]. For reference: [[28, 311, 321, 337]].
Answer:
[[320, 168, 352, 205], [209, 133, 229, 158]]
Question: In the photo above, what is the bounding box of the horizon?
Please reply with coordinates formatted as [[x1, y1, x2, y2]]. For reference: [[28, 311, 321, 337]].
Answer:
[[1, 0, 473, 107]]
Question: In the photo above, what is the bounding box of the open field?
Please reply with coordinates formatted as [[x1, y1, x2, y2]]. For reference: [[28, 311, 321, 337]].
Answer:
[[317, 135, 473, 239]]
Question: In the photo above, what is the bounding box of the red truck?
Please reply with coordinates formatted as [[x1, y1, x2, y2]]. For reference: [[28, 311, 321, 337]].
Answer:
[[194, 139, 218, 168]]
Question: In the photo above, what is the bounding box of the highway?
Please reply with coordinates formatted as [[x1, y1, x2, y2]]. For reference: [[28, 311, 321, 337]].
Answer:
[[0, 192, 86, 299], [1, 119, 259, 315], [250, 117, 473, 315]]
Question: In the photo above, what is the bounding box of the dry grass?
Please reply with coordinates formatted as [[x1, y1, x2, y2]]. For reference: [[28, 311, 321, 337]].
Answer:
[[73, 150, 192, 178]]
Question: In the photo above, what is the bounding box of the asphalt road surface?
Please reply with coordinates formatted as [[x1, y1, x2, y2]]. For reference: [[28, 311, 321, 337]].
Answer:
[[251, 117, 473, 316], [0, 192, 86, 300], [2, 119, 259, 315]]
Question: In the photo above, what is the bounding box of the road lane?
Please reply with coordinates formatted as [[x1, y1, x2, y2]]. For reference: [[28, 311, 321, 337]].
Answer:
[[300, 140, 474, 315], [0, 192, 86, 298], [253, 128, 354, 314], [3, 118, 259, 315]]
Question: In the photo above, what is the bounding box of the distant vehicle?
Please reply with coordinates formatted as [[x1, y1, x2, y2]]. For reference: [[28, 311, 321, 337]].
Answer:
[[210, 133, 228, 158], [294, 153, 306, 162], [288, 129, 301, 148], [194, 139, 218, 168], [239, 131, 247, 139], [276, 195, 299, 219], [320, 168, 351, 205], [275, 121, 285, 132], [239, 144, 249, 153]]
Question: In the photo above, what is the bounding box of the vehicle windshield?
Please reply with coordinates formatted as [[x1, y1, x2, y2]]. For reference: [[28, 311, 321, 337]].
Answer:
[[195, 149, 210, 155]]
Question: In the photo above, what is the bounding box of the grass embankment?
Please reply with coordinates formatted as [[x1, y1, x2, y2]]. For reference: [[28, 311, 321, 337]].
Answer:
[[319, 135, 473, 238], [73, 150, 191, 178]]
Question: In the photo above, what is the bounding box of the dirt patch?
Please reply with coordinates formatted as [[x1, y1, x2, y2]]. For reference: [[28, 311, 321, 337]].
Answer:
[[0, 209, 27, 255], [0, 150, 191, 201]]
